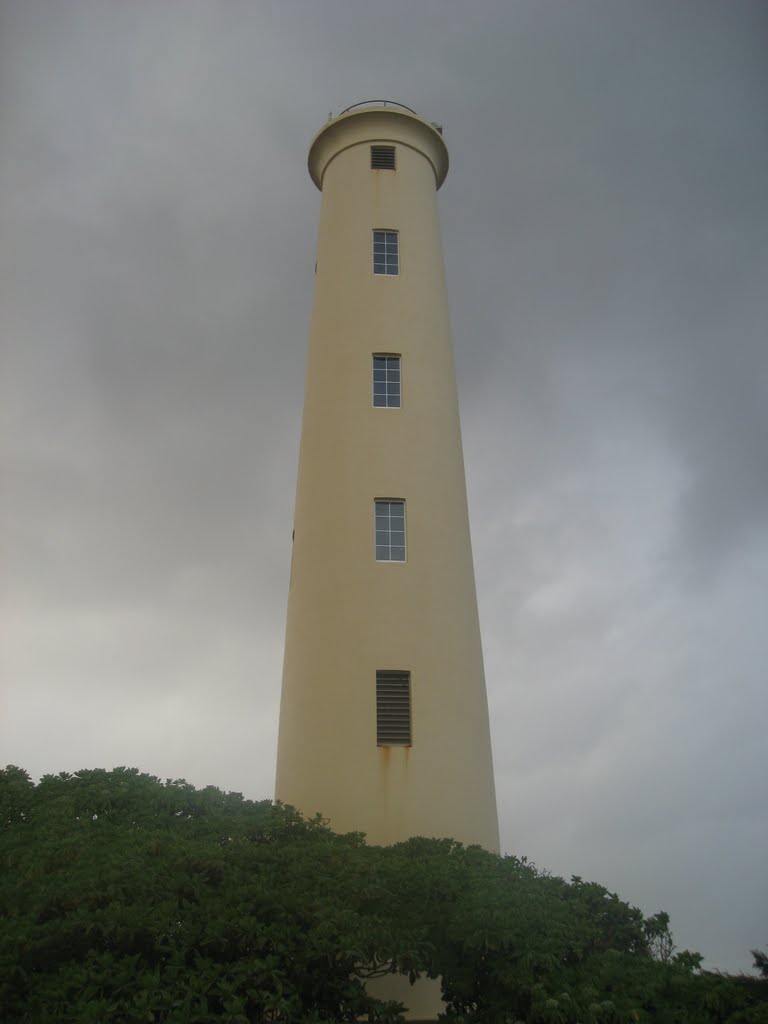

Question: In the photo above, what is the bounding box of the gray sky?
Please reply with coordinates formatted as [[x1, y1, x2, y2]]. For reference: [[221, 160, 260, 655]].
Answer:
[[1, 0, 766, 974]]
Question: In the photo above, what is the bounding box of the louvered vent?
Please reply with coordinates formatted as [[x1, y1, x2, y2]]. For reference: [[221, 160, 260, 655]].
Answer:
[[371, 145, 396, 170], [376, 670, 411, 745]]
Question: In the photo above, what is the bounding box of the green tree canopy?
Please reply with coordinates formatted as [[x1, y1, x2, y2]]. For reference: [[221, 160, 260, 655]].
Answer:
[[1, 766, 765, 1023]]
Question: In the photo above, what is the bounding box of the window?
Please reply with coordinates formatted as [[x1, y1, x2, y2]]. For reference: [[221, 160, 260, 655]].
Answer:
[[371, 145, 396, 170], [373, 230, 398, 275], [373, 355, 401, 408], [375, 499, 406, 561], [376, 671, 411, 745]]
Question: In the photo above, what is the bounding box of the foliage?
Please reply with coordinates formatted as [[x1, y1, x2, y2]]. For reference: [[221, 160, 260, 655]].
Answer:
[[1, 766, 766, 1023], [752, 950, 768, 980]]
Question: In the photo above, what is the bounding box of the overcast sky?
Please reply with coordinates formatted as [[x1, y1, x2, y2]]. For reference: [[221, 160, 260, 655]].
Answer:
[[1, 0, 766, 974]]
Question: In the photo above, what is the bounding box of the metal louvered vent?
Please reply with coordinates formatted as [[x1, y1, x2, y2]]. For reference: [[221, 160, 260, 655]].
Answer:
[[376, 670, 411, 745], [371, 145, 396, 170]]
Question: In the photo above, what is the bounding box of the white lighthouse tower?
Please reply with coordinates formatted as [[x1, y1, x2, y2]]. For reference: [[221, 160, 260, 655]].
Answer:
[[276, 102, 499, 857]]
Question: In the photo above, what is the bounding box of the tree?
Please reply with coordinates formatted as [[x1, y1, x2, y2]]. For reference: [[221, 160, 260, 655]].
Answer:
[[1, 766, 766, 1024], [752, 950, 768, 979]]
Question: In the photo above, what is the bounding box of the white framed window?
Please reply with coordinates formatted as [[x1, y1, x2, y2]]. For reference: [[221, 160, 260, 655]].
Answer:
[[373, 355, 401, 408], [373, 230, 399, 275], [376, 671, 411, 745], [375, 499, 406, 561]]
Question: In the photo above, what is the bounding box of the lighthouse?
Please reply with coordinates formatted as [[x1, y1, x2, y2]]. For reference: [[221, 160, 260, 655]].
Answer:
[[275, 103, 499, 855]]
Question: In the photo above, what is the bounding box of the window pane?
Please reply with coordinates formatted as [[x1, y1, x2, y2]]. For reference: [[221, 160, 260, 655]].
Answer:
[[373, 357, 387, 369], [373, 394, 387, 407], [374, 232, 398, 275], [389, 395, 401, 407], [375, 500, 405, 559], [373, 368, 386, 381]]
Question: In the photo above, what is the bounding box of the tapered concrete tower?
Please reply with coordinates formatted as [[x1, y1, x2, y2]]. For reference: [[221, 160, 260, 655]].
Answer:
[[276, 102, 499, 855]]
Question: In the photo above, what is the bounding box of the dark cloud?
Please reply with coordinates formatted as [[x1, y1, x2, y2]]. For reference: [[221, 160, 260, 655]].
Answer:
[[2, 0, 766, 973]]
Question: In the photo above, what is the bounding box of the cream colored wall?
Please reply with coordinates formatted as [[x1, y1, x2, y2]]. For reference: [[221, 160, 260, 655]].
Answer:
[[276, 107, 499, 854]]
